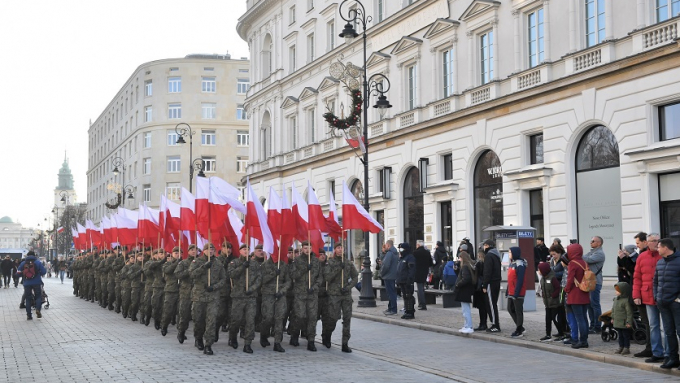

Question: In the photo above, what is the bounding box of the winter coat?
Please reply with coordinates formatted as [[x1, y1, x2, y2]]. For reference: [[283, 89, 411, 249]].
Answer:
[[380, 246, 399, 281], [1, 259, 14, 274], [550, 257, 564, 282], [617, 251, 637, 284], [564, 244, 590, 305], [582, 246, 605, 285], [632, 249, 661, 305], [539, 263, 561, 308], [482, 248, 502, 285], [413, 246, 431, 283], [611, 282, 634, 329], [534, 244, 550, 270], [433, 243, 447, 278], [396, 251, 416, 285], [442, 260, 457, 287], [653, 251, 680, 305], [17, 256, 47, 286], [507, 247, 527, 298], [452, 263, 476, 303], [472, 260, 486, 308]]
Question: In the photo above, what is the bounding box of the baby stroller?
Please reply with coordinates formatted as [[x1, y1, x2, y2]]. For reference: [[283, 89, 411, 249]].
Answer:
[[599, 309, 646, 344], [41, 287, 50, 309]]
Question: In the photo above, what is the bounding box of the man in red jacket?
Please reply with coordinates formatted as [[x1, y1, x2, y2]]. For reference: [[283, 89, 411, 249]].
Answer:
[[632, 232, 667, 362]]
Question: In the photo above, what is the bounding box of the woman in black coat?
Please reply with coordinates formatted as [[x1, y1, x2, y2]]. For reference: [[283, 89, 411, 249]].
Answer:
[[453, 251, 476, 333], [432, 241, 448, 289], [472, 251, 489, 331]]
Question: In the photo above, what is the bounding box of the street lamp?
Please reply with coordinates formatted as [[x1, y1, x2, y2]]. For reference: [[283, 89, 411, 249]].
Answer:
[[193, 158, 206, 178], [338, 0, 393, 308], [111, 156, 127, 205], [175, 123, 196, 192], [124, 185, 135, 200]]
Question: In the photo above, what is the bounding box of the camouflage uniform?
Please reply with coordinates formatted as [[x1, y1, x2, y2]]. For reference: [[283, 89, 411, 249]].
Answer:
[[259, 258, 291, 347], [190, 255, 227, 349], [72, 257, 80, 296], [174, 256, 195, 339], [99, 255, 110, 307], [215, 253, 233, 335], [87, 255, 96, 301], [290, 253, 322, 346], [317, 260, 333, 338], [323, 256, 358, 348], [120, 261, 132, 317], [93, 255, 102, 303], [113, 255, 125, 313], [127, 261, 144, 320], [228, 256, 262, 349], [150, 259, 166, 328], [160, 257, 179, 332], [106, 254, 117, 310], [141, 259, 155, 324]]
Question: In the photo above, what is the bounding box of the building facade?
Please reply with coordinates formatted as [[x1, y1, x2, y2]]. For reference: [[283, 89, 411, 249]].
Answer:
[[87, 54, 251, 221], [238, 0, 680, 276], [0, 216, 37, 250]]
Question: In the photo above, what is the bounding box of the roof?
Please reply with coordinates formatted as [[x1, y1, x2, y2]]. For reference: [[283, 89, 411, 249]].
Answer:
[[0, 216, 13, 223]]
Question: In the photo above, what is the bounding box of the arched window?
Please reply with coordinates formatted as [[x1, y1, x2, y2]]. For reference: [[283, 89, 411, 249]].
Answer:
[[403, 167, 424, 249], [576, 125, 620, 171], [262, 34, 272, 78], [474, 150, 503, 244]]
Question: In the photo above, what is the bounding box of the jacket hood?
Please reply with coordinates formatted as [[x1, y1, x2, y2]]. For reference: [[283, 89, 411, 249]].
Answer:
[[25, 255, 38, 262], [436, 241, 444, 248], [567, 244, 583, 260], [538, 262, 551, 276], [509, 247, 522, 260], [615, 282, 631, 298]]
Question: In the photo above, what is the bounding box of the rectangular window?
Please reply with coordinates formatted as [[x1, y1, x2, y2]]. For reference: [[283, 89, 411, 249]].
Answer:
[[307, 0, 314, 11], [237, 157, 248, 173], [329, 180, 336, 200], [143, 158, 151, 174], [145, 80, 152, 96], [378, 0, 385, 22], [237, 130, 250, 146], [237, 105, 248, 120], [443, 153, 453, 180], [289, 5, 296, 24], [204, 67, 214, 71], [327, 21, 335, 51], [168, 77, 181, 93], [143, 132, 151, 148], [289, 45, 297, 72], [201, 103, 216, 119], [660, 101, 680, 141], [307, 33, 315, 62], [290, 116, 298, 150], [202, 157, 217, 172], [167, 156, 181, 173], [585, 0, 606, 47], [530, 133, 544, 164], [168, 103, 181, 119], [528, 8, 545, 68], [201, 130, 216, 145], [480, 31, 494, 84], [166, 182, 181, 201], [530, 189, 545, 239], [307, 108, 316, 144], [202, 77, 216, 93], [144, 106, 152, 122], [407, 64, 417, 110], [237, 78, 250, 94], [167, 131, 179, 146], [143, 185, 151, 203], [657, 0, 680, 21], [442, 50, 454, 98]]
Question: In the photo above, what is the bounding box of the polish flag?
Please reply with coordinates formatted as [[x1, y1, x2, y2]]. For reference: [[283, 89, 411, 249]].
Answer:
[[346, 136, 367, 154], [325, 191, 343, 242], [71, 228, 80, 250], [267, 187, 286, 263], [113, 210, 137, 246], [138, 204, 160, 245], [57, 226, 65, 234], [307, 181, 329, 234], [180, 187, 197, 245], [195, 177, 211, 240], [161, 195, 182, 253], [86, 219, 102, 249], [242, 181, 274, 255], [341, 181, 384, 233], [291, 181, 309, 242], [209, 180, 244, 249], [101, 216, 114, 247], [76, 222, 87, 250], [279, 189, 296, 263]]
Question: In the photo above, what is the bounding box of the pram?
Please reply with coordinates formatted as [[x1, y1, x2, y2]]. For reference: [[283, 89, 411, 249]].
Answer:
[[599, 308, 646, 344], [27, 285, 50, 310]]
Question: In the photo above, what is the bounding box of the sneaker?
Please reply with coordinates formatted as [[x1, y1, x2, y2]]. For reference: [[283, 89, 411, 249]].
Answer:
[[539, 335, 552, 342], [36, 310, 42, 319], [511, 331, 523, 338], [460, 327, 474, 334], [384, 311, 397, 316], [614, 347, 623, 354], [474, 325, 488, 331], [486, 325, 501, 333], [563, 338, 573, 345], [27, 315, 32, 320], [521, 326, 526, 335]]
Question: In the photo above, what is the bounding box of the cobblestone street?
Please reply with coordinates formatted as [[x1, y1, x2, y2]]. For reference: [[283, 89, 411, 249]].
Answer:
[[0, 276, 677, 382]]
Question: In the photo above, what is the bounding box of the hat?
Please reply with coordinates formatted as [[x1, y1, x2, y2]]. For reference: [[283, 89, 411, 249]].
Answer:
[[202, 243, 214, 250], [460, 244, 468, 251], [483, 239, 496, 248], [172, 246, 180, 253], [255, 244, 263, 250], [334, 243, 343, 249], [624, 244, 637, 255], [553, 238, 562, 244], [538, 262, 551, 276], [26, 251, 35, 257], [239, 244, 248, 250], [300, 241, 310, 246], [559, 254, 570, 265]]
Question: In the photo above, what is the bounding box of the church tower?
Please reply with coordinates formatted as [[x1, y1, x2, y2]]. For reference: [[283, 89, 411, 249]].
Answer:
[[54, 152, 77, 215]]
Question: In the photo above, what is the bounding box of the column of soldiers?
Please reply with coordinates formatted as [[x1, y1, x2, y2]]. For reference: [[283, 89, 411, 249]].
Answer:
[[70, 240, 357, 355]]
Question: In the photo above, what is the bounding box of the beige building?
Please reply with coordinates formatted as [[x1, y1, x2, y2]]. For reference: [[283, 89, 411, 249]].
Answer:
[[0, 216, 36, 250], [87, 54, 251, 221]]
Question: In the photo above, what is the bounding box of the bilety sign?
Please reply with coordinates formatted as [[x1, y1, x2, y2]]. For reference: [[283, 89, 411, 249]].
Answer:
[[518, 231, 534, 238]]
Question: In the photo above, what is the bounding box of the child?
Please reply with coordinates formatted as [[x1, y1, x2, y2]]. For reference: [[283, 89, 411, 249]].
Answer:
[[538, 262, 565, 341], [611, 282, 634, 355]]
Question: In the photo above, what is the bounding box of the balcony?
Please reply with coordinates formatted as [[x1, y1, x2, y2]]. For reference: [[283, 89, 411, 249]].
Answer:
[[510, 64, 552, 92], [632, 17, 679, 52], [564, 41, 615, 75]]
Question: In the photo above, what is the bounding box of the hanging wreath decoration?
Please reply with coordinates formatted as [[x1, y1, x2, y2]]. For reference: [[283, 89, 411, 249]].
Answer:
[[323, 89, 362, 130], [105, 193, 122, 210]]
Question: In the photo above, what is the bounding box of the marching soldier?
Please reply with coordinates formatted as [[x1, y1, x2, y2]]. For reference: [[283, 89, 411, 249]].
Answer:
[[127, 252, 145, 321], [113, 247, 126, 313], [289, 241, 322, 351], [228, 244, 261, 354], [317, 250, 334, 347], [120, 254, 134, 318], [141, 249, 155, 326], [259, 248, 291, 352], [323, 243, 358, 353], [99, 251, 110, 308], [160, 247, 180, 336], [150, 250, 166, 330], [215, 241, 234, 341], [175, 244, 197, 344], [189, 243, 226, 355]]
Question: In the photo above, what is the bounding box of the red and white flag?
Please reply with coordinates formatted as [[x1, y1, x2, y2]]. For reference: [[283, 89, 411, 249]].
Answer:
[[71, 228, 79, 249], [138, 204, 160, 244], [86, 219, 102, 249], [57, 226, 64, 234], [242, 181, 274, 255], [307, 181, 329, 234], [114, 209, 138, 246], [76, 222, 87, 250], [291, 181, 309, 242], [325, 191, 343, 241], [341, 181, 384, 233]]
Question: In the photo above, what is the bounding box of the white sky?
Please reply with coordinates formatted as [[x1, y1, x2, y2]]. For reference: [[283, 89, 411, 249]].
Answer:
[[0, 0, 249, 229]]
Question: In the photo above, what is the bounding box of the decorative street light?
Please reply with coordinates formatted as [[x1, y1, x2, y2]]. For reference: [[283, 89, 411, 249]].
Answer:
[[111, 156, 127, 205], [175, 123, 197, 192], [193, 158, 206, 178], [124, 185, 135, 200], [333, 0, 393, 308]]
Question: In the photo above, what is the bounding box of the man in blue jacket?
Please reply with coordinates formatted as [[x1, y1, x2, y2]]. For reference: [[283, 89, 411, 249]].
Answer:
[[18, 251, 47, 320], [379, 240, 399, 315], [654, 238, 680, 369]]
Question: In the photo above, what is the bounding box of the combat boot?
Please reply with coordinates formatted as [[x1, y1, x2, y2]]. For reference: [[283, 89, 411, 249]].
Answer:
[[260, 335, 270, 348], [108, 304, 114, 311], [195, 339, 205, 351], [122, 312, 128, 319], [221, 325, 228, 332], [228, 337, 238, 349], [243, 344, 253, 354], [322, 334, 332, 348], [307, 341, 317, 352], [342, 343, 352, 353], [131, 314, 138, 321], [154, 320, 161, 330], [19, 302, 25, 309], [161, 327, 168, 336], [177, 332, 185, 344], [115, 306, 121, 314], [203, 345, 213, 355], [214, 328, 219, 343], [289, 335, 299, 347], [273, 343, 285, 352]]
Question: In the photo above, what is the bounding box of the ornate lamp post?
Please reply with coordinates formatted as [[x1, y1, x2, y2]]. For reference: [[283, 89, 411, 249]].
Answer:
[[111, 156, 127, 205], [175, 123, 197, 192]]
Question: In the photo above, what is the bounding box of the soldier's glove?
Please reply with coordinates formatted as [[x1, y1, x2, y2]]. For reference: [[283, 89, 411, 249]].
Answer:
[[204, 261, 213, 269], [341, 287, 349, 294], [307, 264, 312, 271], [308, 288, 315, 295], [275, 268, 281, 276], [243, 260, 250, 268], [275, 292, 283, 299], [245, 290, 253, 296], [206, 286, 214, 293]]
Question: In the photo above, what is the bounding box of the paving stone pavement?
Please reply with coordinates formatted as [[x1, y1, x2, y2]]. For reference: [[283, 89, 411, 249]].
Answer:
[[0, 276, 677, 383]]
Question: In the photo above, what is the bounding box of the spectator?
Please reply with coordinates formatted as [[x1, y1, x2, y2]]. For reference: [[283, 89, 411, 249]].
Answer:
[[12, 258, 21, 287], [549, 244, 568, 340], [1, 255, 14, 288], [583, 236, 605, 334], [632, 232, 666, 362], [617, 244, 638, 284], [611, 282, 634, 355], [539, 262, 565, 341], [473, 249, 489, 331], [396, 243, 416, 320], [380, 240, 399, 316], [564, 243, 590, 349], [507, 247, 527, 338], [534, 238, 550, 293], [57, 256, 67, 283], [442, 256, 457, 290], [17, 251, 47, 320], [413, 240, 431, 311], [482, 239, 502, 333], [432, 241, 448, 289], [654, 238, 680, 369], [457, 238, 475, 260], [559, 254, 578, 344], [453, 250, 476, 334], [549, 244, 566, 283], [553, 238, 562, 247]]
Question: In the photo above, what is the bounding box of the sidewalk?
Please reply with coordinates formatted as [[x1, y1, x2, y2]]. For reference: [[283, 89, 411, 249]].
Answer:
[[353, 277, 680, 376]]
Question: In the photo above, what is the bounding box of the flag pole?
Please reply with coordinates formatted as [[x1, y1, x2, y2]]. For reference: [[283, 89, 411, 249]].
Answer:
[[245, 229, 249, 292], [341, 230, 345, 289], [178, 230, 182, 259], [141, 239, 145, 282], [308, 230, 311, 289], [208, 229, 212, 286], [276, 235, 282, 293]]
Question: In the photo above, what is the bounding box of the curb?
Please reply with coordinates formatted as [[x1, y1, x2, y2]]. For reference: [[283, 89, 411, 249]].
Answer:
[[354, 312, 680, 377]]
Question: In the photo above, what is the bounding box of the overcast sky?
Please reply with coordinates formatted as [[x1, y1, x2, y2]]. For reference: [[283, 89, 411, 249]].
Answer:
[[0, 0, 249, 229]]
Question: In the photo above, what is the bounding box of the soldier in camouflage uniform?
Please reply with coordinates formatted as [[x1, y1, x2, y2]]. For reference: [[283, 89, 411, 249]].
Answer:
[[322, 243, 358, 353], [87, 252, 96, 302], [149, 250, 166, 330], [317, 250, 334, 346], [120, 254, 134, 318], [259, 248, 291, 352], [94, 252, 104, 304], [189, 243, 226, 355], [113, 247, 126, 313], [160, 247, 180, 336], [289, 241, 322, 351], [127, 253, 145, 321], [72, 255, 80, 297], [228, 244, 261, 354], [141, 249, 155, 326], [285, 248, 297, 335], [106, 249, 118, 311], [175, 244, 197, 344], [215, 242, 234, 340], [99, 251, 111, 308]]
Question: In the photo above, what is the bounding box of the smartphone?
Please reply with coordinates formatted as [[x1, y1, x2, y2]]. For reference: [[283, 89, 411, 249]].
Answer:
[[619, 244, 622, 250]]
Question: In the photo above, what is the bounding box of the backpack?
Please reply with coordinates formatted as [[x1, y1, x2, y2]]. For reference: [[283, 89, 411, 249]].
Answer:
[[573, 260, 596, 292], [23, 259, 37, 280], [442, 261, 457, 286]]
